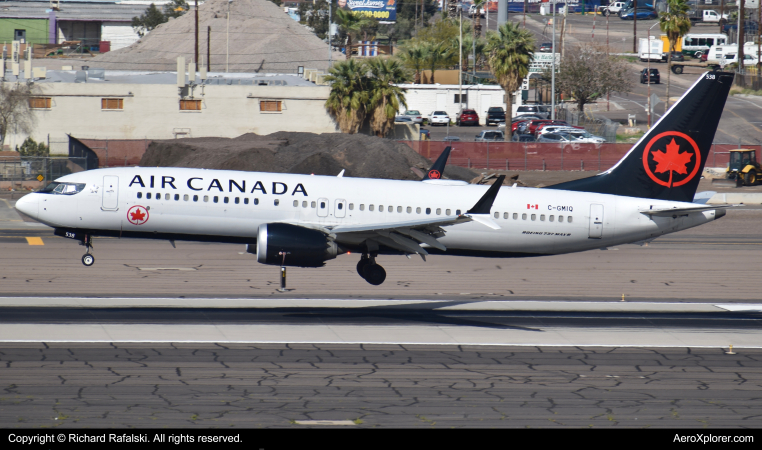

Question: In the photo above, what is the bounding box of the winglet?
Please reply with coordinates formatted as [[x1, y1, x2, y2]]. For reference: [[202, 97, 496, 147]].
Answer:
[[422, 146, 452, 180], [467, 175, 505, 214]]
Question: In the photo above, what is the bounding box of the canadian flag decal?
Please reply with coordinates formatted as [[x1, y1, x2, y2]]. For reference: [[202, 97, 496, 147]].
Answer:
[[527, 204, 538, 210]]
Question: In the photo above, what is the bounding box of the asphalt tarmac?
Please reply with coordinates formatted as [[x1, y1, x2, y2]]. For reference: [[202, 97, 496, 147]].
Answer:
[[2, 198, 762, 427]]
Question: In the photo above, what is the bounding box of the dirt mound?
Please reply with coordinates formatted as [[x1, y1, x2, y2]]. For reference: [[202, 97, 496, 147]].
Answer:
[[140, 132, 478, 181]]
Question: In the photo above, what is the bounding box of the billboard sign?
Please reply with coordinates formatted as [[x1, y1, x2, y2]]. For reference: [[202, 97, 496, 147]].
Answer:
[[344, 0, 397, 23]]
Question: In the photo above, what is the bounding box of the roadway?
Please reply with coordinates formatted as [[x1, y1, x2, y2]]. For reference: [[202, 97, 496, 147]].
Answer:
[[2, 195, 762, 427]]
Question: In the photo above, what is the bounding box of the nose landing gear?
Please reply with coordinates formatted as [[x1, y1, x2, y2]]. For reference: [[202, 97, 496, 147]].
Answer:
[[357, 254, 386, 285], [80, 235, 94, 267]]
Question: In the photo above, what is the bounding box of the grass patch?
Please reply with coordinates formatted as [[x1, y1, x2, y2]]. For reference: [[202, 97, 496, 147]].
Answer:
[[731, 88, 762, 96], [620, 56, 640, 63], [616, 132, 644, 143]]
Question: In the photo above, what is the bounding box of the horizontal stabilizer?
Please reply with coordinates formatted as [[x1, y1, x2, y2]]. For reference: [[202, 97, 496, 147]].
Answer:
[[640, 204, 737, 217]]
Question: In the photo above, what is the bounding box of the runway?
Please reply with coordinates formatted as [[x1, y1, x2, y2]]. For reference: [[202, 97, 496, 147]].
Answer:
[[1, 201, 762, 427]]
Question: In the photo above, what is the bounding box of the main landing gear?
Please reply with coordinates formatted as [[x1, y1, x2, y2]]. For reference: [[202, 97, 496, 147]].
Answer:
[[357, 254, 386, 285], [80, 234, 95, 267]]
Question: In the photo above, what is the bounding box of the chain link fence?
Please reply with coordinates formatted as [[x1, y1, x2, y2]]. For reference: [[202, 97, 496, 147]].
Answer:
[[0, 156, 90, 191]]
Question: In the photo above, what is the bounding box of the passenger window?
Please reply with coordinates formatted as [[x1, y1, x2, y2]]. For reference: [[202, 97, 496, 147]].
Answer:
[[369, 205, 375, 211], [568, 216, 573, 223], [213, 196, 219, 203], [244, 198, 249, 204], [436, 208, 441, 215], [446, 209, 451, 215], [559, 215, 564, 222], [531, 214, 536, 221], [494, 212, 499, 219], [203, 195, 209, 202], [338, 203, 343, 210], [349, 203, 354, 210], [147, 193, 152, 199], [274, 199, 280, 206], [224, 197, 229, 204], [513, 213, 518, 220], [426, 208, 431, 215], [293, 200, 298, 207], [549, 215, 554, 222], [174, 194, 180, 201], [156, 193, 160, 199], [379, 205, 383, 212], [359, 204, 365, 211], [165, 193, 170, 200], [522, 213, 527, 220], [137, 192, 142, 199], [320, 201, 326, 209], [388, 206, 393, 213], [235, 197, 240, 204], [540, 214, 545, 221], [254, 198, 260, 205], [183, 194, 189, 201], [303, 201, 308, 208], [397, 206, 402, 213], [407, 206, 412, 213], [311, 201, 316, 208], [456, 209, 461, 215], [504, 212, 509, 219], [416, 207, 421, 214]]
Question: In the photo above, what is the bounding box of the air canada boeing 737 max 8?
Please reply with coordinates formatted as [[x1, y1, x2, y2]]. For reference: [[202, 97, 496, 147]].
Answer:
[[15, 72, 735, 285]]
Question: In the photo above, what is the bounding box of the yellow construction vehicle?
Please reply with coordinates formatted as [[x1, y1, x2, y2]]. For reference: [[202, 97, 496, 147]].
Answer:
[[727, 149, 761, 186]]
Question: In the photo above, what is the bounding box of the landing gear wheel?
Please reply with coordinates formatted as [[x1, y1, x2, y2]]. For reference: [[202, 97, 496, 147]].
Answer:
[[82, 254, 95, 266], [744, 170, 758, 186], [357, 258, 370, 278], [363, 264, 386, 286]]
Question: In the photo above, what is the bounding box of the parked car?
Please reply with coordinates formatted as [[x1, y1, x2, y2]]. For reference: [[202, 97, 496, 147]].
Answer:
[[539, 42, 553, 52], [640, 68, 660, 84], [442, 135, 461, 142], [530, 120, 571, 135], [475, 130, 504, 142], [515, 120, 533, 134], [516, 105, 550, 119], [536, 133, 582, 149], [402, 110, 424, 124], [456, 109, 479, 126], [536, 125, 585, 137], [620, 8, 657, 20], [568, 131, 606, 144], [601, 1, 625, 16], [394, 116, 413, 123], [511, 134, 537, 142], [513, 114, 543, 122], [428, 110, 450, 126], [486, 107, 506, 126], [662, 51, 685, 62]]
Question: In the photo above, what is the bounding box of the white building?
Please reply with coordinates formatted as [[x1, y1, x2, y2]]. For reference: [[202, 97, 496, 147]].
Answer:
[[398, 83, 522, 125]]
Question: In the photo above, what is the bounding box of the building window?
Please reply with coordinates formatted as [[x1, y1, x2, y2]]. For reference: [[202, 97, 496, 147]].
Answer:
[[260, 100, 282, 112], [180, 100, 202, 111], [454, 94, 467, 103], [29, 97, 51, 109], [101, 98, 123, 110]]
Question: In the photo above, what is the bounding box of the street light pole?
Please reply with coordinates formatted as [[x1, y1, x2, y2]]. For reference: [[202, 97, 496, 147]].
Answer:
[[226, 0, 232, 73], [459, 9, 463, 114], [647, 22, 658, 128], [551, 0, 556, 120]]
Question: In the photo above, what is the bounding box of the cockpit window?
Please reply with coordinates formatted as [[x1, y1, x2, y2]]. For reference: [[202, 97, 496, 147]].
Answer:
[[39, 182, 86, 195]]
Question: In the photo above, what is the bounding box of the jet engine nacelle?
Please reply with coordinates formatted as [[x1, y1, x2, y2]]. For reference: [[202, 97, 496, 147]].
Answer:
[[253, 223, 342, 267]]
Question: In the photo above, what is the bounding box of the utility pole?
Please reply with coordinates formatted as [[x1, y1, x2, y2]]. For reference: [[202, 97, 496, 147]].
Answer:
[[195, 0, 199, 66], [459, 10, 463, 115], [207, 26, 211, 72], [738, 0, 745, 72], [328, 0, 332, 66], [227, 0, 232, 72], [551, 0, 556, 120], [632, 0, 638, 53]]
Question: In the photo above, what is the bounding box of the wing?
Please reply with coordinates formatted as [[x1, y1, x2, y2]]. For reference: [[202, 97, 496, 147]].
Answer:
[[282, 176, 506, 260]]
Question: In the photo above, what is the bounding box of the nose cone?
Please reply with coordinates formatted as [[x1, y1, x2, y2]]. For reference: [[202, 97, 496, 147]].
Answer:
[[14, 193, 38, 219]]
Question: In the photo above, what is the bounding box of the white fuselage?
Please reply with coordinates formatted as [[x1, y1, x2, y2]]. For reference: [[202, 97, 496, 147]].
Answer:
[[20, 167, 721, 256]]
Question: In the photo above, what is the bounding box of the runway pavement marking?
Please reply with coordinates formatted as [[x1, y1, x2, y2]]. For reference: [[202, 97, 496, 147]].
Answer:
[[294, 420, 356, 426], [136, 267, 197, 271], [24, 237, 44, 245], [0, 199, 13, 209]]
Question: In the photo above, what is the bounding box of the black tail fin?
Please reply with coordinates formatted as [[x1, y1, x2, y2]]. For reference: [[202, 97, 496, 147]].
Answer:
[[423, 146, 451, 180], [548, 71, 734, 202]]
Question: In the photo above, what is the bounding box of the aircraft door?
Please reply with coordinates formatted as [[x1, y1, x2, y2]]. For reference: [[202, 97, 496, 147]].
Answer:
[[102, 175, 119, 211], [317, 198, 329, 217], [589, 204, 603, 239], [334, 199, 346, 218]]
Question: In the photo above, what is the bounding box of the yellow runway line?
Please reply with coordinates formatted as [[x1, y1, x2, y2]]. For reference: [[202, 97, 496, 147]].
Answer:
[[25, 237, 44, 246]]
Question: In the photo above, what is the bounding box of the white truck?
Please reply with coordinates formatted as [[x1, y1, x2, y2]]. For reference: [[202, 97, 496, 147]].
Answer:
[[600, 2, 625, 16], [688, 9, 729, 25], [639, 38, 664, 62]]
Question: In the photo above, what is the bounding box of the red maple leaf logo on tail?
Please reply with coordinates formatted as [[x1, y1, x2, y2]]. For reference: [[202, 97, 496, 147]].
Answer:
[[651, 138, 693, 188]]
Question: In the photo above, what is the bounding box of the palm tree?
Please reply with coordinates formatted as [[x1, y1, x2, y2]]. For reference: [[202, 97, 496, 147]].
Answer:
[[325, 59, 371, 134], [660, 0, 692, 109], [459, 33, 487, 73], [421, 41, 452, 84], [486, 22, 535, 139], [335, 8, 375, 59], [397, 43, 427, 84], [472, 0, 487, 37], [366, 58, 410, 137]]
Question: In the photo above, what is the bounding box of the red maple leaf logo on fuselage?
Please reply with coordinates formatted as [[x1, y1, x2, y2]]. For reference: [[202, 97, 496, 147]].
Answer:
[[130, 209, 146, 222], [651, 138, 693, 188]]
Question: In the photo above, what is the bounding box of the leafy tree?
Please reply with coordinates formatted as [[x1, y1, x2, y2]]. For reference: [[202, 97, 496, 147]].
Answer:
[[659, 0, 691, 108], [397, 43, 428, 84], [16, 137, 49, 157], [421, 41, 452, 84], [486, 22, 535, 139], [131, 4, 167, 38], [555, 44, 632, 113], [367, 58, 410, 137], [0, 83, 36, 150], [335, 9, 376, 59], [325, 59, 371, 134]]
